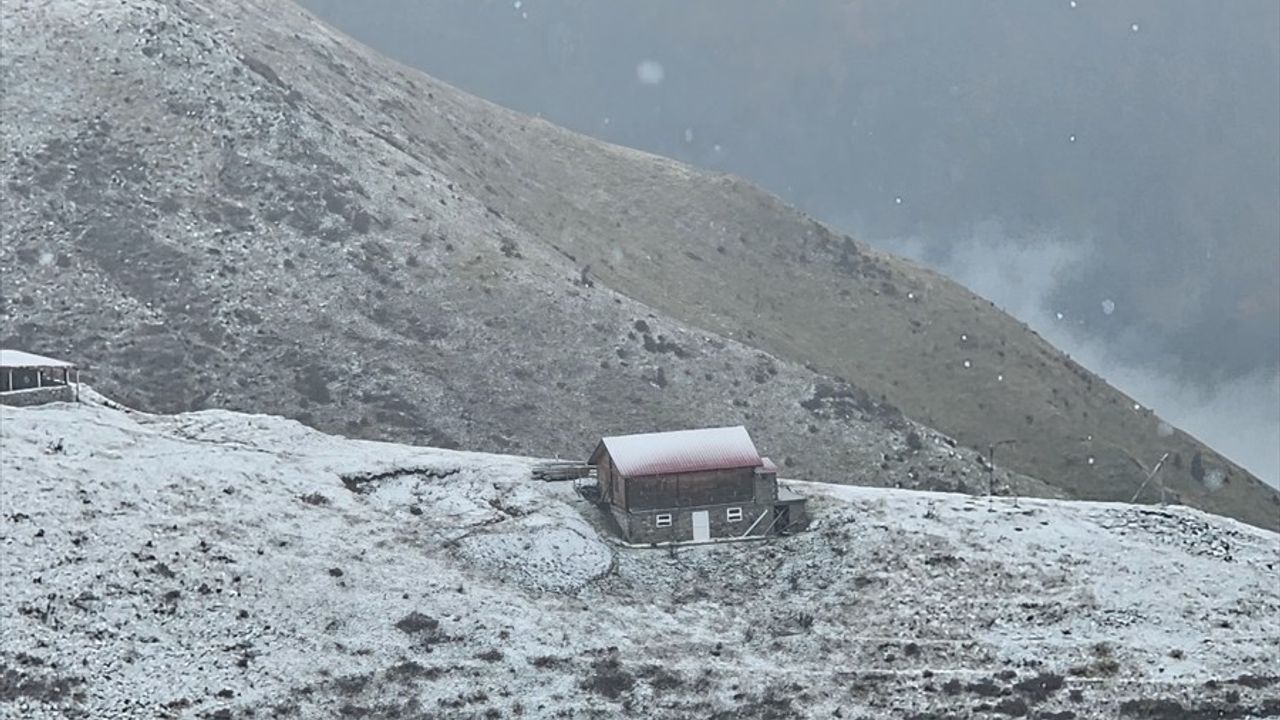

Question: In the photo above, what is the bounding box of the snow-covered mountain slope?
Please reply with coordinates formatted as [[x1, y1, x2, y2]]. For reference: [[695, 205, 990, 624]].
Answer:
[[2, 396, 1278, 719], [2, 0, 1276, 531]]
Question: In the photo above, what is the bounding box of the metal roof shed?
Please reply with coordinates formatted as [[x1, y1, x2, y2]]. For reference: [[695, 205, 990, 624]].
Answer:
[[0, 349, 79, 402], [587, 426, 805, 545]]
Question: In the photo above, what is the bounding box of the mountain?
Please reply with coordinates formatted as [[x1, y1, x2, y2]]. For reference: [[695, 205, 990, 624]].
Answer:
[[1, 0, 1276, 531], [3, 397, 1278, 718], [300, 0, 1280, 385]]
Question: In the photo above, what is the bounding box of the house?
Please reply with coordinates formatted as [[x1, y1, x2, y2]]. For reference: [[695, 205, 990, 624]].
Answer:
[[588, 425, 806, 545], [0, 349, 79, 406]]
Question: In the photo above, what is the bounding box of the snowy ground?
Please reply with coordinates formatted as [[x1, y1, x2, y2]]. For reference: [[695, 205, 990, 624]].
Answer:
[[2, 394, 1278, 719]]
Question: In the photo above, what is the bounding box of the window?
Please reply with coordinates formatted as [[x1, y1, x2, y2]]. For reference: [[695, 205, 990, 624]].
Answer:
[[726, 507, 743, 522], [655, 514, 673, 528]]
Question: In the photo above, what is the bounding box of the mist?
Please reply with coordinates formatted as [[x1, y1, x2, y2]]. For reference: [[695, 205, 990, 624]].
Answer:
[[296, 0, 1280, 484], [873, 221, 1280, 486]]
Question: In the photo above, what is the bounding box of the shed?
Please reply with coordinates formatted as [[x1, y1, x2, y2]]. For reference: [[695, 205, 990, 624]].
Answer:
[[588, 426, 806, 545], [0, 349, 79, 406]]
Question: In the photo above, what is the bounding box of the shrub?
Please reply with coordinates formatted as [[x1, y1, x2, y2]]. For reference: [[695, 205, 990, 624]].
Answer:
[[906, 430, 924, 451]]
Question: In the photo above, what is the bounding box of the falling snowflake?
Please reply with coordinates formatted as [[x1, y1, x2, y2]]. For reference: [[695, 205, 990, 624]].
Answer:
[[1069, 134, 1077, 143], [907, 292, 915, 300], [513, 0, 522, 7], [894, 196, 903, 205], [1070, 0, 1077, 7], [636, 60, 665, 85], [1131, 23, 1140, 32], [1055, 312, 1064, 320], [1087, 456, 1095, 466], [963, 360, 971, 369], [960, 333, 968, 342], [1101, 299, 1115, 315], [1133, 403, 1142, 411], [997, 374, 1004, 382]]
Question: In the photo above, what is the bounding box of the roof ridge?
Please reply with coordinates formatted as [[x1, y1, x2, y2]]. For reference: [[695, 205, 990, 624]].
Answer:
[[597, 426, 762, 478]]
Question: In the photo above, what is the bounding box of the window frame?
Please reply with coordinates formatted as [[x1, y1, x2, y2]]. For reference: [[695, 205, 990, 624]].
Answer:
[[726, 507, 744, 522], [655, 513, 673, 528]]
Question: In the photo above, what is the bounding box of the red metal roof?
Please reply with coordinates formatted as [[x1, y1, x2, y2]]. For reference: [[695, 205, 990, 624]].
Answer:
[[594, 426, 763, 478]]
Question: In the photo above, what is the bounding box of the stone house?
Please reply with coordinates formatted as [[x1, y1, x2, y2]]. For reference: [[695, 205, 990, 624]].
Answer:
[[0, 349, 79, 406], [588, 426, 806, 545]]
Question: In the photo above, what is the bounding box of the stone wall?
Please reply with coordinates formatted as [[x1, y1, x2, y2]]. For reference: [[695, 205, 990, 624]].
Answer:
[[0, 385, 75, 407]]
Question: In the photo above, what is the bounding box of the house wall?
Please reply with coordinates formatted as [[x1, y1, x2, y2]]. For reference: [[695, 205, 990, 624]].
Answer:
[[591, 450, 806, 543], [753, 471, 778, 505], [597, 454, 613, 505], [0, 385, 74, 407], [622, 467, 757, 511], [618, 501, 774, 545]]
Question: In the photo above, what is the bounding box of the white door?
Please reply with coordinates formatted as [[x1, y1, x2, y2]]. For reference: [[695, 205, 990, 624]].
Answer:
[[691, 511, 710, 542]]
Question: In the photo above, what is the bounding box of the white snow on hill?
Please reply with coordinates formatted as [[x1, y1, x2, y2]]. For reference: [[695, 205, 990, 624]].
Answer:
[[2, 394, 1278, 719]]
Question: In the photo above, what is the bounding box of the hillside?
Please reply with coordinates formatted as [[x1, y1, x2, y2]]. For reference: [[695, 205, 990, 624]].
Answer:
[[298, 0, 1280, 384], [0, 0, 1276, 530], [3, 397, 1278, 718]]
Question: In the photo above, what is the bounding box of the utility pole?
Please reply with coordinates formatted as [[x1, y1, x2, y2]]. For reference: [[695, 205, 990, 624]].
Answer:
[[987, 439, 1017, 509], [1129, 452, 1172, 505], [1080, 435, 1170, 505]]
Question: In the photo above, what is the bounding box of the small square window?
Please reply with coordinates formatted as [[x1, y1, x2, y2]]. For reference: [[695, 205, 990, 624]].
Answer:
[[726, 507, 743, 522], [655, 514, 673, 528]]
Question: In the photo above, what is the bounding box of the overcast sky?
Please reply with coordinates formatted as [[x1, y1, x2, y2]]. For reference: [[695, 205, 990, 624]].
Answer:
[[299, 0, 1280, 484]]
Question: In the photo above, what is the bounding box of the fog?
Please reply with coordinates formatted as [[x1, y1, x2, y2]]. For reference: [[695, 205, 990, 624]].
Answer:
[[877, 222, 1280, 486], [299, 0, 1280, 485]]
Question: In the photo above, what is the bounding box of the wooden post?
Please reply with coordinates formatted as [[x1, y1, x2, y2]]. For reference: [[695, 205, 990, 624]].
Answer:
[[5, 370, 10, 393]]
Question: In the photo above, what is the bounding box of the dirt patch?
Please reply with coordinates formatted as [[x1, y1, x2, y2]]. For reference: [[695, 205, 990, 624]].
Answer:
[[530, 655, 567, 670], [581, 653, 635, 700], [1117, 698, 1275, 720], [641, 333, 689, 358], [384, 661, 445, 683], [340, 466, 459, 494], [0, 665, 84, 704], [1231, 673, 1278, 689], [637, 664, 684, 691], [800, 381, 905, 429], [1013, 672, 1065, 703], [394, 612, 439, 635]]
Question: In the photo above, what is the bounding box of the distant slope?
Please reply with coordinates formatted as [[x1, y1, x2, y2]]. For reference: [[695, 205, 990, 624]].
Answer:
[[3, 398, 1278, 718], [0, 0, 1046, 505], [0, 0, 1276, 530]]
